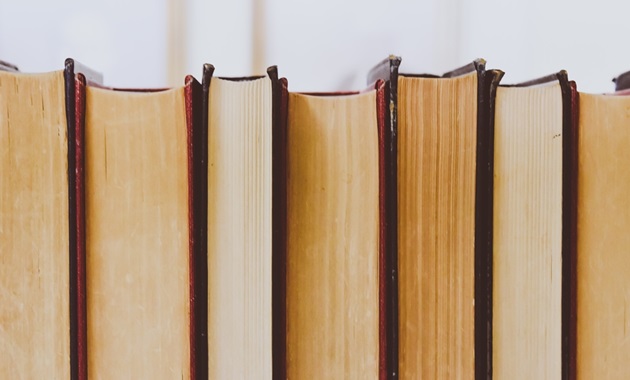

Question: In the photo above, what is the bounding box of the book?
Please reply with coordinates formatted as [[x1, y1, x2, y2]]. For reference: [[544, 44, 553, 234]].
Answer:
[[0, 60, 100, 380], [0, 64, 71, 379], [492, 72, 577, 379], [202, 65, 285, 379], [392, 60, 501, 379], [577, 85, 630, 379], [10, 53, 630, 379], [77, 73, 203, 379], [284, 81, 388, 379]]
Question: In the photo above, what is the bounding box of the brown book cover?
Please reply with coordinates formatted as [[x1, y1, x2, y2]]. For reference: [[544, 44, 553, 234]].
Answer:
[[69, 63, 202, 380], [465, 60, 503, 380], [0, 59, 19, 72], [268, 66, 289, 380], [374, 78, 389, 380], [613, 69, 630, 91], [566, 78, 578, 380], [185, 73, 206, 380]]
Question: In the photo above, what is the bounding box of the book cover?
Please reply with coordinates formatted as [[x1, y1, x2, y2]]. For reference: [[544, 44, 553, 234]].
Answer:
[[368, 55, 401, 380]]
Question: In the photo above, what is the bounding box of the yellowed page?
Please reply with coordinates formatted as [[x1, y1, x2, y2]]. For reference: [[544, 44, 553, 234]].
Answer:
[[493, 83, 563, 379], [577, 93, 630, 379], [207, 77, 273, 379], [0, 71, 70, 378], [398, 73, 477, 379], [286, 91, 379, 379], [85, 86, 190, 379]]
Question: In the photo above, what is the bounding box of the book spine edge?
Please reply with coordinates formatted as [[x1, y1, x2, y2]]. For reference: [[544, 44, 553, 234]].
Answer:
[[475, 66, 504, 380], [269, 66, 288, 380]]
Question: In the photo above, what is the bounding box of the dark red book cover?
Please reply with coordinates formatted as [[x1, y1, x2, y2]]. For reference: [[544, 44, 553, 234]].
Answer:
[[64, 59, 102, 380], [368, 56, 401, 380]]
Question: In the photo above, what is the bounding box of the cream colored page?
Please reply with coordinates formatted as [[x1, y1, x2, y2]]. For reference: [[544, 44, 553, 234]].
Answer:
[[0, 71, 70, 378], [286, 91, 379, 379], [207, 77, 273, 379], [577, 93, 630, 379], [493, 84, 563, 379], [398, 73, 477, 379], [85, 86, 190, 379]]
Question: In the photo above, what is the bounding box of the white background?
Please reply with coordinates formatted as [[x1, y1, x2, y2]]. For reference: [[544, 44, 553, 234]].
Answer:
[[1, 0, 628, 92]]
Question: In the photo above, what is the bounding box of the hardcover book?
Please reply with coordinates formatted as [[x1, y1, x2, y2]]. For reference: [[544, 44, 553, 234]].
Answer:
[[0, 63, 72, 380], [370, 58, 502, 379], [75, 71, 203, 379], [492, 72, 577, 380], [0, 59, 100, 380], [577, 82, 630, 379], [202, 65, 286, 379], [284, 80, 388, 379]]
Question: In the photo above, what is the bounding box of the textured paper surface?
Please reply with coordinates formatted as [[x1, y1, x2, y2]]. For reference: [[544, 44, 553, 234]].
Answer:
[[398, 73, 477, 379], [85, 86, 190, 379], [0, 70, 70, 379], [286, 91, 380, 379]]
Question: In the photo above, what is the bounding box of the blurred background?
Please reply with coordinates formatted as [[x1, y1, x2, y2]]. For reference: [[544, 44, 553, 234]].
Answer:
[[1, 0, 628, 92]]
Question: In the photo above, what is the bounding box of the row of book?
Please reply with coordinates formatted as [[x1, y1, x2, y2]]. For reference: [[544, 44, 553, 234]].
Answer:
[[2, 56, 629, 379]]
